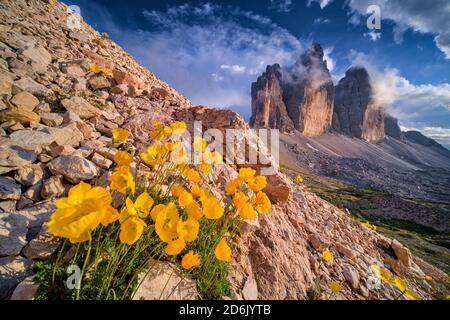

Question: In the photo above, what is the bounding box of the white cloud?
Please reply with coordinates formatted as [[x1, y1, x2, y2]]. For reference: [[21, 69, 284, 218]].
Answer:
[[269, 0, 293, 13], [347, 0, 450, 59], [220, 64, 247, 75], [307, 0, 334, 9], [364, 30, 381, 41], [122, 3, 305, 119], [323, 46, 335, 72], [313, 17, 331, 24]]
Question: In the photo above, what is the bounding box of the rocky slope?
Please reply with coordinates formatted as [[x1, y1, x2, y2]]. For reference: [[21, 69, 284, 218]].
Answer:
[[0, 0, 447, 300]]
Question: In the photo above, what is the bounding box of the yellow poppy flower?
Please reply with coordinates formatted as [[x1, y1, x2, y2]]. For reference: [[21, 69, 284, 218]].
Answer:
[[119, 216, 147, 245], [293, 175, 303, 184], [330, 280, 342, 293], [248, 175, 267, 192], [181, 251, 200, 269], [103, 68, 113, 77], [89, 63, 102, 74], [225, 178, 241, 195], [233, 192, 249, 209], [193, 136, 207, 152], [203, 149, 222, 165], [254, 191, 271, 214], [170, 185, 184, 197], [199, 163, 211, 173], [179, 190, 194, 207], [215, 238, 232, 262], [121, 192, 154, 219], [164, 238, 186, 256], [155, 203, 179, 243], [238, 203, 257, 220], [424, 276, 433, 281], [380, 268, 393, 283], [114, 150, 132, 167], [186, 201, 203, 220], [238, 167, 256, 182], [112, 128, 129, 143], [394, 277, 407, 292], [141, 144, 167, 166], [150, 204, 166, 222], [404, 289, 419, 300], [170, 121, 187, 134], [100, 206, 120, 226], [170, 145, 188, 164], [186, 168, 201, 183], [322, 249, 333, 262], [109, 166, 135, 194], [177, 218, 199, 242], [201, 192, 224, 220], [48, 182, 113, 243], [191, 185, 204, 197]]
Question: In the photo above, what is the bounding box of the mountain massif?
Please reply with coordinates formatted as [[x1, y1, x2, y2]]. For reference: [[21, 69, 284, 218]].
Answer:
[[0, 0, 448, 300]]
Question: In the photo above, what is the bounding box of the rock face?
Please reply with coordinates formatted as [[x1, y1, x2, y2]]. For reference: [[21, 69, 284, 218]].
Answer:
[[332, 67, 385, 142], [250, 64, 294, 133], [250, 43, 334, 137], [384, 115, 403, 140], [284, 43, 334, 137]]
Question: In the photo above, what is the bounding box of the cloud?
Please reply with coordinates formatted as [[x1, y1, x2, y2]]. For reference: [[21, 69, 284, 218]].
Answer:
[[313, 17, 331, 24], [347, 51, 450, 138], [364, 30, 381, 41], [269, 0, 294, 13], [346, 0, 450, 59], [307, 0, 333, 9], [119, 3, 305, 120], [323, 46, 335, 71]]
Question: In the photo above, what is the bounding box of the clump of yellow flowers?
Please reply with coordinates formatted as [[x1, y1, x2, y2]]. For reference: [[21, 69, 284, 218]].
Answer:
[[44, 121, 271, 300]]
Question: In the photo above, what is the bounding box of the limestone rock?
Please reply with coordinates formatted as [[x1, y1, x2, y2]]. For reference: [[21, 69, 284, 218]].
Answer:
[[88, 75, 111, 90], [11, 77, 51, 96], [47, 122, 84, 147], [8, 129, 55, 150], [40, 175, 65, 199], [47, 155, 99, 183], [0, 107, 40, 125], [0, 256, 32, 300], [0, 177, 21, 200], [10, 92, 40, 111], [0, 68, 15, 96], [283, 43, 334, 137], [10, 276, 38, 300], [242, 277, 258, 300], [14, 164, 44, 186], [21, 46, 52, 72], [0, 144, 37, 167], [342, 264, 360, 289], [91, 152, 112, 169], [40, 112, 63, 126], [332, 67, 385, 142], [391, 239, 412, 268], [23, 223, 60, 260], [250, 64, 294, 134], [0, 212, 29, 256], [132, 260, 197, 300], [61, 96, 102, 119]]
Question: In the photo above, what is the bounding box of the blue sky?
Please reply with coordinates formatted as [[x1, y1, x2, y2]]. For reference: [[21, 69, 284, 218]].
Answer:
[[67, 0, 450, 148]]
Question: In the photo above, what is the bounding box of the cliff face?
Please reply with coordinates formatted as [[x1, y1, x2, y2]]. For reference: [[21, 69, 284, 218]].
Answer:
[[250, 43, 334, 137], [249, 64, 294, 133], [384, 115, 403, 140], [333, 67, 385, 142], [284, 43, 334, 137]]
